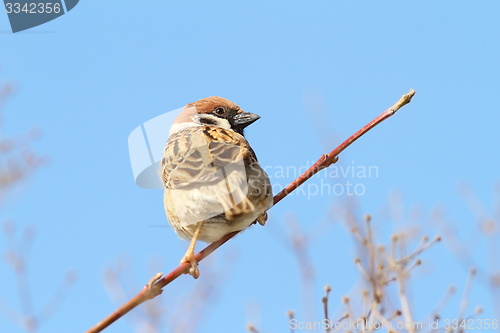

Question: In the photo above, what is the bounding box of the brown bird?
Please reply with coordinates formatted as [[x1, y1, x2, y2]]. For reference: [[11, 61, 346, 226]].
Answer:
[[162, 96, 273, 278]]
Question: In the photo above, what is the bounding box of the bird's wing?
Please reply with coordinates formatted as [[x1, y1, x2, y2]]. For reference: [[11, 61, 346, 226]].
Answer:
[[162, 126, 255, 188], [162, 126, 258, 226]]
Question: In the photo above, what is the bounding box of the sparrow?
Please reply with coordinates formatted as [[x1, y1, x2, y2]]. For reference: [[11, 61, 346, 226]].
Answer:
[[162, 96, 273, 278]]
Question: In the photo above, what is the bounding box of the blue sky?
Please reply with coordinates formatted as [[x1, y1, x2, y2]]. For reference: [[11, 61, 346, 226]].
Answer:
[[1, 1, 499, 332]]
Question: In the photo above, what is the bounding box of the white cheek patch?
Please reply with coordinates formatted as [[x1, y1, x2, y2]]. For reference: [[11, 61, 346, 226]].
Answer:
[[198, 114, 231, 129], [217, 118, 231, 129]]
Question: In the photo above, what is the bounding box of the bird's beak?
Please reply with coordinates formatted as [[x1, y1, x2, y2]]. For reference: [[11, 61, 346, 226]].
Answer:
[[232, 111, 260, 129]]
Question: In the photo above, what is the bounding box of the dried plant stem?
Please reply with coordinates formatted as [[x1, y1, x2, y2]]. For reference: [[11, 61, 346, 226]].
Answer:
[[288, 310, 295, 333], [366, 300, 377, 333], [355, 258, 371, 282], [361, 290, 369, 320], [247, 323, 261, 333], [376, 309, 402, 333], [423, 286, 456, 324], [396, 269, 414, 333], [85, 89, 416, 333], [351, 227, 366, 245], [365, 216, 375, 281], [458, 268, 476, 328], [322, 285, 331, 332], [343, 297, 358, 333], [398, 236, 441, 266], [336, 313, 349, 323]]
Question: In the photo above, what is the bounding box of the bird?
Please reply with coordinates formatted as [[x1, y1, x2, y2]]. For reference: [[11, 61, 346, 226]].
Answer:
[[162, 96, 273, 278]]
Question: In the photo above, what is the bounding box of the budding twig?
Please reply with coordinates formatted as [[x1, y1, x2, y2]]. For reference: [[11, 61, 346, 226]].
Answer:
[[342, 296, 360, 333], [398, 235, 441, 266], [323, 285, 331, 332], [351, 227, 367, 245], [355, 258, 371, 282], [376, 309, 402, 333], [85, 90, 416, 333]]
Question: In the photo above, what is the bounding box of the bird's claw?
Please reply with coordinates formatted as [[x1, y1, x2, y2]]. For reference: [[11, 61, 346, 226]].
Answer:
[[257, 212, 268, 226], [181, 253, 200, 279]]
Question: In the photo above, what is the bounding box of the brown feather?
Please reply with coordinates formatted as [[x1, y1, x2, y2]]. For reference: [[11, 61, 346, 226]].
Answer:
[[162, 97, 272, 243]]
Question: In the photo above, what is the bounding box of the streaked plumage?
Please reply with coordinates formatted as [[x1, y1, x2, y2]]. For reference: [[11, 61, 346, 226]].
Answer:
[[162, 96, 273, 277]]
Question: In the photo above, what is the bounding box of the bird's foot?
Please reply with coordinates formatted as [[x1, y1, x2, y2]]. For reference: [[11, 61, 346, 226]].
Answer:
[[181, 251, 200, 279], [257, 212, 268, 226]]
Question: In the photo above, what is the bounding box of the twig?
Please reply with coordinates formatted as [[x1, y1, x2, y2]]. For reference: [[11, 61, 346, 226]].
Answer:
[[424, 286, 455, 331], [396, 266, 414, 333], [287, 217, 316, 323], [398, 235, 441, 266], [355, 258, 371, 282], [366, 299, 377, 333], [361, 290, 369, 320], [323, 285, 331, 332], [38, 270, 78, 324], [342, 296, 359, 333], [1, 222, 75, 332], [458, 268, 476, 331], [351, 227, 367, 245], [85, 89, 416, 333], [287, 310, 295, 333], [376, 309, 402, 333], [246, 323, 260, 333], [273, 89, 415, 206]]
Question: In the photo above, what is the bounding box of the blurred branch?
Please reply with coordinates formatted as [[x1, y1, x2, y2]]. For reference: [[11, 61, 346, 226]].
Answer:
[[1, 221, 78, 332], [0, 80, 48, 206], [103, 253, 235, 333], [0, 77, 69, 332], [431, 183, 500, 321], [0, 81, 15, 114], [86, 89, 416, 333], [335, 214, 480, 333], [286, 216, 316, 323], [319, 196, 484, 333]]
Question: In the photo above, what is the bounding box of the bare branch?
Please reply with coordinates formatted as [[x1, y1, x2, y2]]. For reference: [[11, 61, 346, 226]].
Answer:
[[85, 90, 416, 333]]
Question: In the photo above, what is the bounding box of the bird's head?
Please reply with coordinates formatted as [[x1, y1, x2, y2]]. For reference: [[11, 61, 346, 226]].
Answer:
[[170, 96, 260, 136]]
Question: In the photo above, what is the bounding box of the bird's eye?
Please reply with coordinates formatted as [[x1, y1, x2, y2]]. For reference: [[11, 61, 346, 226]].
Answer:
[[214, 107, 225, 116]]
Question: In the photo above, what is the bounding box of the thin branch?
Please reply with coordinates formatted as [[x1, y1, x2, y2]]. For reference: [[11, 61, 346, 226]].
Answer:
[[398, 235, 441, 266], [458, 268, 476, 330], [366, 299, 377, 333], [85, 89, 416, 333], [376, 309, 402, 333], [38, 270, 78, 325], [322, 285, 331, 332], [246, 324, 261, 333], [287, 218, 316, 323], [273, 89, 415, 206], [287, 310, 295, 333], [342, 296, 359, 333], [423, 286, 455, 325]]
